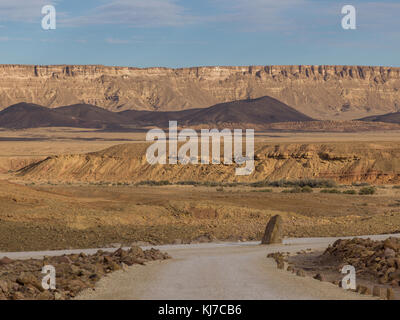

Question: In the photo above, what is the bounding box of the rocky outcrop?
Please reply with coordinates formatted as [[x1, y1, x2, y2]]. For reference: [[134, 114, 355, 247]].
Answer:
[[261, 215, 283, 244], [322, 237, 400, 293], [0, 247, 170, 300], [1, 64, 400, 120], [16, 142, 400, 185]]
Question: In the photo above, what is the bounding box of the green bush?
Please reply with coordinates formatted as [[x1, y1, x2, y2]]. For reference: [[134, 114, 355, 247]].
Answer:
[[320, 189, 342, 194], [252, 189, 273, 193], [282, 188, 298, 193], [352, 182, 370, 187], [343, 190, 357, 195], [301, 186, 313, 193], [359, 187, 376, 195], [282, 186, 313, 193], [136, 180, 171, 186], [176, 181, 199, 186]]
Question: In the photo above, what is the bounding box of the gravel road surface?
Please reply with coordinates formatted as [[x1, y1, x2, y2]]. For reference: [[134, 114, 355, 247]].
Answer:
[[2, 234, 398, 300]]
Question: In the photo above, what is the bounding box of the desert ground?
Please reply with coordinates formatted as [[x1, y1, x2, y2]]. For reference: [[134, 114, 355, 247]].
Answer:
[[1, 128, 400, 300], [1, 128, 400, 252]]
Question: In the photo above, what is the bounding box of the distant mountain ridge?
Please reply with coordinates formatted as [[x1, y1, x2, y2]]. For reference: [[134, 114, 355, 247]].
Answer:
[[0, 64, 400, 120], [0, 103, 124, 129], [359, 112, 400, 124], [0, 96, 315, 129]]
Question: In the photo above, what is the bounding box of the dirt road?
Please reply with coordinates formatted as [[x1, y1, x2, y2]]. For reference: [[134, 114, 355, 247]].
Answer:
[[75, 235, 399, 300], [2, 234, 398, 300]]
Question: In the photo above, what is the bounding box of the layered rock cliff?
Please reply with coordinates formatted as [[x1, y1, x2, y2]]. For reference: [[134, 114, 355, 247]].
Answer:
[[1, 64, 400, 120], [17, 142, 400, 185]]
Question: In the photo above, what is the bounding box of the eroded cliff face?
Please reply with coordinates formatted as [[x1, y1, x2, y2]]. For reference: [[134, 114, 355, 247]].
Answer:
[[0, 64, 400, 120], [17, 142, 400, 185]]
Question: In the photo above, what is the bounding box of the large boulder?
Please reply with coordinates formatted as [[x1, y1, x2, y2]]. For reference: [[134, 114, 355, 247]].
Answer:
[[261, 215, 283, 244]]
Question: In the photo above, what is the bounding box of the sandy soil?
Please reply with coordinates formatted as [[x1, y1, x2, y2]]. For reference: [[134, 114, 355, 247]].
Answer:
[[1, 180, 400, 252]]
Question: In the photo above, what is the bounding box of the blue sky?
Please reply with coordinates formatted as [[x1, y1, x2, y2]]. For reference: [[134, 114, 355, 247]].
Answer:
[[0, 0, 399, 67]]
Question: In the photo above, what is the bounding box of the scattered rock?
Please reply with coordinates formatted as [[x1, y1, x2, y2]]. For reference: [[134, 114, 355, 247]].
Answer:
[[373, 286, 386, 299], [296, 269, 306, 277], [384, 239, 400, 251], [384, 248, 396, 258], [56, 256, 73, 264], [0, 247, 169, 300], [131, 241, 152, 247], [191, 234, 215, 243], [54, 292, 64, 300], [16, 273, 43, 291], [11, 292, 25, 300], [261, 215, 283, 244], [0, 280, 9, 294], [387, 288, 396, 300], [0, 257, 13, 265], [313, 273, 324, 281], [322, 237, 400, 288], [356, 285, 371, 295]]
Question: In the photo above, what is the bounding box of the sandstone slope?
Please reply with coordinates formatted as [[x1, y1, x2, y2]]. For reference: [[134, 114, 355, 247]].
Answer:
[[17, 142, 400, 184]]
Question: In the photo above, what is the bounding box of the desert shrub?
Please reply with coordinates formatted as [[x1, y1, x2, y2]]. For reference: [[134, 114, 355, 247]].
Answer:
[[343, 190, 357, 195], [136, 180, 171, 186], [320, 189, 341, 194], [202, 181, 220, 187], [301, 186, 313, 193], [266, 179, 336, 188], [252, 189, 272, 193], [176, 181, 200, 186], [359, 187, 376, 195], [249, 181, 270, 188], [282, 186, 313, 193], [224, 182, 243, 187], [216, 187, 224, 192], [352, 182, 370, 187], [393, 185, 400, 189]]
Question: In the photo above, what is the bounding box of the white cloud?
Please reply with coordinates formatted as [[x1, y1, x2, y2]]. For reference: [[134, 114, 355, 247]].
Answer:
[[0, 36, 31, 41], [105, 37, 131, 44], [61, 0, 192, 28], [205, 0, 309, 31], [2, 0, 396, 35], [205, 0, 400, 33], [0, 0, 57, 22]]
